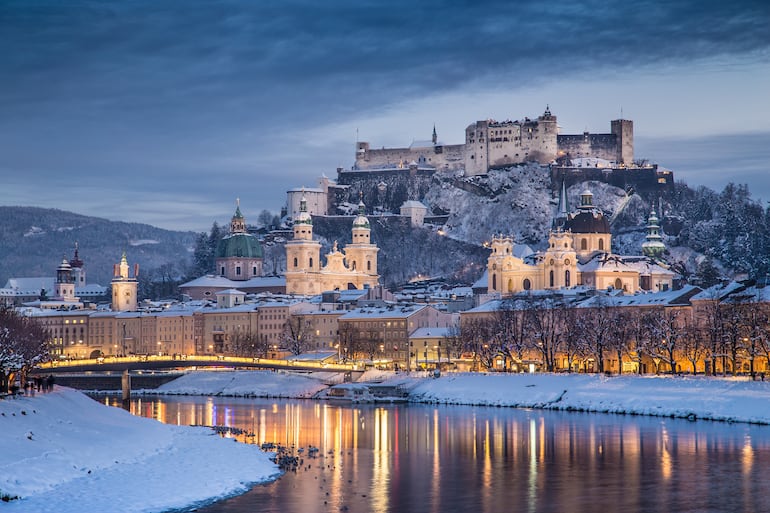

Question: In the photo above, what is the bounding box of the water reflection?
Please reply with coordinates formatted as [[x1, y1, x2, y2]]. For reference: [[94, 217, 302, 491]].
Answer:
[[101, 396, 770, 513]]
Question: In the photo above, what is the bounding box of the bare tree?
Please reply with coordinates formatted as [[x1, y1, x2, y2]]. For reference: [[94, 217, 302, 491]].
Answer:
[[560, 305, 586, 372], [647, 307, 685, 374], [443, 323, 465, 361], [680, 321, 708, 374], [461, 317, 496, 371], [722, 301, 747, 375], [524, 296, 565, 372], [576, 298, 615, 373], [230, 330, 269, 358], [0, 308, 50, 392], [281, 315, 315, 356], [493, 299, 527, 369]]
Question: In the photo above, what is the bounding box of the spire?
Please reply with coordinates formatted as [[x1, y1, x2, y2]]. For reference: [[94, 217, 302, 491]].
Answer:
[[432, 124, 437, 145], [552, 179, 570, 230], [642, 206, 666, 259], [70, 241, 84, 268], [230, 199, 246, 233]]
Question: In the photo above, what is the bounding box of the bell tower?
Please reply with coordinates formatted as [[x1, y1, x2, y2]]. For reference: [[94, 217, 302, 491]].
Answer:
[[344, 199, 379, 283], [285, 194, 322, 295], [111, 252, 138, 311]]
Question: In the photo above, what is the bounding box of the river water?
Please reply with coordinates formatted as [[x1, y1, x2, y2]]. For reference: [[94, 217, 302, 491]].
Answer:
[[102, 395, 770, 513]]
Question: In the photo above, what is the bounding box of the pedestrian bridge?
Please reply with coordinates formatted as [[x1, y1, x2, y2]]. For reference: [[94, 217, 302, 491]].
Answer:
[[37, 355, 360, 374]]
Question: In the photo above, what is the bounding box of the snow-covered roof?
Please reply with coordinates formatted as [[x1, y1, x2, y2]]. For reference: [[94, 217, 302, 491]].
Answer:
[[400, 200, 427, 209], [340, 304, 428, 319], [180, 275, 286, 288], [4, 277, 55, 292], [410, 327, 453, 339]]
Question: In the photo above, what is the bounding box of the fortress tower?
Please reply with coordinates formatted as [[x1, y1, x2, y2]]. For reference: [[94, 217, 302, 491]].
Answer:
[[610, 119, 634, 165]]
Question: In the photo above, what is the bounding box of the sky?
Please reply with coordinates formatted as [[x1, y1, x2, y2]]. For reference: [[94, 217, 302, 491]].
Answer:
[[1, 0, 769, 232]]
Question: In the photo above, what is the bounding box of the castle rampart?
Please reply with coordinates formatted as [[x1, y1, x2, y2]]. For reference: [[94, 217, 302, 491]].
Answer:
[[354, 108, 634, 176]]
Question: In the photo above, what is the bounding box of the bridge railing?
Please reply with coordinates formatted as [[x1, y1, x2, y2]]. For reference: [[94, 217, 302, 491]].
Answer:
[[38, 354, 359, 372]]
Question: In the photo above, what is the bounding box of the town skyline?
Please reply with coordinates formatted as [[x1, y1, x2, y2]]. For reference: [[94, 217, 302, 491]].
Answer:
[[2, 0, 769, 231]]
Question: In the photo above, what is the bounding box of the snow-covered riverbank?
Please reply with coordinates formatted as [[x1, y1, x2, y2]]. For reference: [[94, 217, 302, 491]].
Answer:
[[155, 369, 770, 425], [0, 388, 278, 513], [5, 371, 768, 512]]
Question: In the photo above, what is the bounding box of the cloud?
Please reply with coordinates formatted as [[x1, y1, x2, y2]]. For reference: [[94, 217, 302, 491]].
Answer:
[[0, 0, 768, 229]]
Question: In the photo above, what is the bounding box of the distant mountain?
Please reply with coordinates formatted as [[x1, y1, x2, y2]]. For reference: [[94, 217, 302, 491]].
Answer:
[[0, 207, 196, 287]]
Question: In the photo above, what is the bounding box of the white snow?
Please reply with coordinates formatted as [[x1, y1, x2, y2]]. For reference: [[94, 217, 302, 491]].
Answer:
[[151, 369, 770, 425], [6, 370, 770, 511], [0, 388, 278, 512]]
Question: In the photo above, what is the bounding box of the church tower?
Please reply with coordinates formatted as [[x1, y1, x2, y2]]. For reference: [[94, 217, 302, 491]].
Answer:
[[344, 199, 379, 282], [642, 208, 666, 259], [54, 256, 77, 302], [69, 242, 86, 288], [111, 252, 138, 311], [543, 230, 578, 289], [285, 194, 322, 295]]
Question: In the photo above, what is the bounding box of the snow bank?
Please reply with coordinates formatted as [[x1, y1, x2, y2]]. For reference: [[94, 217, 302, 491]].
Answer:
[[152, 369, 328, 398], [403, 373, 770, 424], [0, 388, 278, 512]]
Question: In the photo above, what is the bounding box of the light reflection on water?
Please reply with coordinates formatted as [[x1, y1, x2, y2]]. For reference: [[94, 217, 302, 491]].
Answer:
[[102, 396, 770, 513]]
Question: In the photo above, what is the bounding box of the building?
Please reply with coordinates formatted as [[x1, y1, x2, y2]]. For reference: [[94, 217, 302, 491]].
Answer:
[[1, 244, 108, 307], [337, 304, 453, 369], [487, 187, 674, 295], [355, 107, 634, 176], [111, 253, 138, 312], [216, 201, 264, 281], [285, 196, 380, 295]]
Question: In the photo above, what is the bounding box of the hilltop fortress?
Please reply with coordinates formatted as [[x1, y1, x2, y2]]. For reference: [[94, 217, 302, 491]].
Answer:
[[354, 107, 634, 176]]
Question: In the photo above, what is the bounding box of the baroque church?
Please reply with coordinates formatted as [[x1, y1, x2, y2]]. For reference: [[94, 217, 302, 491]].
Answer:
[[285, 195, 380, 295], [487, 183, 674, 295]]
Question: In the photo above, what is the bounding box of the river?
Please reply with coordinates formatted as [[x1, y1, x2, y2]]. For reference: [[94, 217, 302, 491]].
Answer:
[[100, 395, 770, 513]]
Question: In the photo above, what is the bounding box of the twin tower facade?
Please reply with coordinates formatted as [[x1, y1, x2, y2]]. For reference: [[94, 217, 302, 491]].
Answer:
[[285, 196, 380, 295]]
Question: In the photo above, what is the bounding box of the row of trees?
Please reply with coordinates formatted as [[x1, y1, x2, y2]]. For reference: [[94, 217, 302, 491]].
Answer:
[[226, 316, 316, 359], [0, 308, 49, 393], [450, 294, 770, 377]]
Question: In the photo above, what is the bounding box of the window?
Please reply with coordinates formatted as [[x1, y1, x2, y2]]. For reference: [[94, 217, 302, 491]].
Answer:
[[565, 270, 570, 287], [367, 261, 371, 271], [614, 278, 622, 290], [523, 278, 531, 290], [309, 257, 313, 268], [581, 239, 587, 250], [293, 257, 298, 268], [236, 266, 241, 276], [549, 270, 554, 287], [220, 266, 225, 276], [492, 274, 497, 291]]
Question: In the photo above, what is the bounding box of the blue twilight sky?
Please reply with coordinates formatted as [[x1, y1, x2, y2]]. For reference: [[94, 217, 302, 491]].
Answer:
[[1, 0, 769, 232]]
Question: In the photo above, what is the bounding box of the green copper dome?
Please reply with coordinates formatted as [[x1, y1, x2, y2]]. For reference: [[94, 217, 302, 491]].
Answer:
[[216, 233, 264, 259]]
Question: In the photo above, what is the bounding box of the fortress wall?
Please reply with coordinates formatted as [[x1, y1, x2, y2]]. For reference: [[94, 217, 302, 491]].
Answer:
[[355, 144, 466, 171], [551, 165, 674, 198], [557, 133, 619, 161]]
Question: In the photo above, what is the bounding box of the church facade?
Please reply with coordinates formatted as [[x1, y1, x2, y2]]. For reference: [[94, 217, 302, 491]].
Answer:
[[285, 196, 380, 295], [488, 186, 674, 295]]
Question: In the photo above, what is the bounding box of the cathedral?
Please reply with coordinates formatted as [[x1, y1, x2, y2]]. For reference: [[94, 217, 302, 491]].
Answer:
[[285, 195, 380, 295], [487, 184, 674, 295]]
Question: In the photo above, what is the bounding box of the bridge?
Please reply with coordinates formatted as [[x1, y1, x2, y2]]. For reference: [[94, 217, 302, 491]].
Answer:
[[36, 355, 361, 374], [33, 355, 365, 392]]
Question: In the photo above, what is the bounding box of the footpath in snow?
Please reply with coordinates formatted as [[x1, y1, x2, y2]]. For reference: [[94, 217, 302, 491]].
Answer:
[[155, 369, 770, 425], [0, 388, 278, 513]]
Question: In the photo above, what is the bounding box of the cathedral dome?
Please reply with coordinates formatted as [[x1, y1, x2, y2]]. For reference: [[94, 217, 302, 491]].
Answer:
[[564, 210, 610, 234], [216, 233, 263, 259]]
